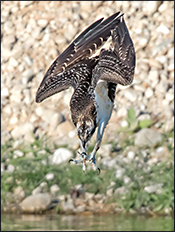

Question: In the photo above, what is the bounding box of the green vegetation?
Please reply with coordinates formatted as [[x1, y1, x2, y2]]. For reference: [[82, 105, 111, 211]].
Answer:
[[110, 156, 174, 215], [1, 108, 174, 216], [119, 108, 154, 134]]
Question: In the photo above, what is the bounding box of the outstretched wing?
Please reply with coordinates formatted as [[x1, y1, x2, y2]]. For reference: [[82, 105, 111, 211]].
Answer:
[[36, 12, 123, 103], [92, 16, 136, 88]]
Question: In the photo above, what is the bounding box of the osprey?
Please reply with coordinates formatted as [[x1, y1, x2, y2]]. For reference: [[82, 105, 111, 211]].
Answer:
[[36, 12, 136, 173]]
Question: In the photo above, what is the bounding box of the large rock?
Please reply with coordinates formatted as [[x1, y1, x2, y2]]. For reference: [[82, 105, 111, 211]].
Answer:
[[11, 122, 34, 140], [144, 1, 162, 14], [52, 148, 73, 165], [56, 120, 75, 137], [97, 144, 112, 157], [135, 128, 163, 147], [13, 186, 25, 202], [144, 183, 163, 193], [20, 193, 51, 213]]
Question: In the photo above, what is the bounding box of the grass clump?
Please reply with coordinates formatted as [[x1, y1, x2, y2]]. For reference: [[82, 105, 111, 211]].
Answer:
[[1, 108, 174, 216]]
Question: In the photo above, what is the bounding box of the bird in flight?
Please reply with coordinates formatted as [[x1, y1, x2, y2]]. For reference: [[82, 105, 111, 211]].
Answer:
[[36, 12, 136, 174]]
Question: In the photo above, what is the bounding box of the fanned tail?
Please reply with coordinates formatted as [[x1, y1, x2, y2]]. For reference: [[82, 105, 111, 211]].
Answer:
[[112, 16, 135, 68], [92, 16, 136, 88]]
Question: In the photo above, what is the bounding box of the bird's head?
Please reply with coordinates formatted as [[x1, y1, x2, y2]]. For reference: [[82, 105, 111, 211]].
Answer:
[[77, 116, 96, 149]]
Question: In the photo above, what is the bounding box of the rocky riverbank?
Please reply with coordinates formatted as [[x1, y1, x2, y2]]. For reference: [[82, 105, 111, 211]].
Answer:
[[1, 1, 174, 216], [1, 119, 174, 216]]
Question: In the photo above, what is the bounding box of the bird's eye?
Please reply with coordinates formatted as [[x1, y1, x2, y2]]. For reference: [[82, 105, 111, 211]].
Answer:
[[87, 133, 91, 138]]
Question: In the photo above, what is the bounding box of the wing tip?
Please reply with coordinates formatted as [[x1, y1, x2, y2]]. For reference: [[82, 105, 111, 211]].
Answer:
[[35, 90, 43, 103]]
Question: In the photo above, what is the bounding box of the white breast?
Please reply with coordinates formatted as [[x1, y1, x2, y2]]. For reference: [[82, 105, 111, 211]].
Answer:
[[94, 80, 114, 125]]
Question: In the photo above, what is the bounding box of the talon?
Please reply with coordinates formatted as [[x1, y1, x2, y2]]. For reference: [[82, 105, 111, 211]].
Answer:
[[97, 167, 101, 175], [69, 157, 83, 165]]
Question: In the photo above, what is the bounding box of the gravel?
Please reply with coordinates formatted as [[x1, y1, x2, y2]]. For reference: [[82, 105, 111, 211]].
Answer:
[[1, 1, 174, 146]]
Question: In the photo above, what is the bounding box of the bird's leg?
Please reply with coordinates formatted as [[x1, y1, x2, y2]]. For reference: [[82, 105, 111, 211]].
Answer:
[[86, 120, 106, 172], [79, 140, 87, 157], [69, 141, 88, 171]]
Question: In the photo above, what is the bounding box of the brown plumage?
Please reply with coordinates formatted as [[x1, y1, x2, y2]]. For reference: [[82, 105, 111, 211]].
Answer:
[[35, 12, 122, 103], [35, 12, 136, 173]]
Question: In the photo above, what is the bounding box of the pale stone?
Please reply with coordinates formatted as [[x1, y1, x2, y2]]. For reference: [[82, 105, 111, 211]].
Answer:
[[32, 186, 42, 195], [5, 177, 13, 183], [137, 113, 151, 121], [85, 192, 94, 200], [145, 87, 153, 99], [115, 168, 125, 178], [14, 150, 24, 158], [117, 107, 127, 117], [61, 199, 74, 212], [139, 37, 148, 47], [166, 92, 174, 102], [158, 1, 168, 12], [45, 173, 55, 181], [9, 115, 18, 125], [20, 193, 51, 213], [124, 89, 138, 102], [156, 81, 169, 93], [24, 56, 33, 66], [156, 25, 170, 34], [7, 164, 15, 172], [49, 113, 64, 129], [50, 184, 60, 195], [52, 148, 73, 165], [20, 1, 33, 7], [1, 87, 9, 97], [168, 63, 174, 72], [11, 122, 34, 138], [1, 163, 5, 172], [155, 55, 167, 64], [40, 109, 58, 124], [148, 70, 159, 80], [114, 186, 128, 195], [35, 106, 45, 117], [123, 176, 131, 184], [37, 19, 48, 28], [135, 128, 162, 147], [2, 105, 12, 115], [40, 182, 48, 190], [144, 1, 161, 14], [106, 188, 113, 197], [68, 130, 77, 138], [144, 184, 163, 193], [14, 186, 25, 199], [127, 151, 135, 160], [9, 57, 18, 67], [73, 205, 85, 213], [97, 144, 112, 157], [22, 69, 35, 84], [121, 120, 128, 128]]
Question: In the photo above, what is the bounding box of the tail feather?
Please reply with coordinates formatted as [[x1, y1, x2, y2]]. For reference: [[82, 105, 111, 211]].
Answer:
[[112, 17, 135, 66], [92, 16, 136, 87]]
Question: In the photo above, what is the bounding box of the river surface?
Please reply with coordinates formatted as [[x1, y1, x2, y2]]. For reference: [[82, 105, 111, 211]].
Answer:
[[1, 213, 174, 231]]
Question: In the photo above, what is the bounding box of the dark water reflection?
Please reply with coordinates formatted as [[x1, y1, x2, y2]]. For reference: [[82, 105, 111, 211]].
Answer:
[[1, 213, 174, 231]]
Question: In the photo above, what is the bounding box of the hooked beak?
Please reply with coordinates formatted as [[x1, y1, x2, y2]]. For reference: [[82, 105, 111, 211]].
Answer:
[[82, 140, 86, 149]]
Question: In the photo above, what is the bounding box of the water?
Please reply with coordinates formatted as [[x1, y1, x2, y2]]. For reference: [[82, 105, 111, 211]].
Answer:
[[1, 214, 174, 231]]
